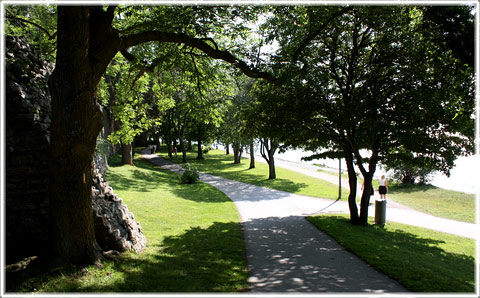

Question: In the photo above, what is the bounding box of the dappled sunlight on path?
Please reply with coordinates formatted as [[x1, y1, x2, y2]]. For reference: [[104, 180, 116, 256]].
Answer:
[[242, 216, 405, 292], [141, 150, 479, 292], [141, 150, 407, 292]]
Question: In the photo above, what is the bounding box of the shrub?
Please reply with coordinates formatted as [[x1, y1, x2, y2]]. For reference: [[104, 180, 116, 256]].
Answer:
[[179, 163, 199, 184], [387, 165, 433, 185]]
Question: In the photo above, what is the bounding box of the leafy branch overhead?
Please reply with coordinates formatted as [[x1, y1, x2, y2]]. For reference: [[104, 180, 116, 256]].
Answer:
[[5, 3, 474, 265]]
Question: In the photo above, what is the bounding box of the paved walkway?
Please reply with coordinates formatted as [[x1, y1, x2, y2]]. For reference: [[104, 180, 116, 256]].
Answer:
[[141, 151, 407, 293], [254, 155, 417, 211], [252, 155, 478, 239], [141, 151, 478, 292]]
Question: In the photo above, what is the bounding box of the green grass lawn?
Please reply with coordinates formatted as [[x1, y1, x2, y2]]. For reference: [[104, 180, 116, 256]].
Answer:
[[307, 214, 475, 293], [386, 182, 476, 223], [6, 155, 248, 293], [160, 147, 476, 223], [365, 179, 475, 223], [313, 164, 475, 223], [158, 148, 347, 201], [314, 164, 351, 180]]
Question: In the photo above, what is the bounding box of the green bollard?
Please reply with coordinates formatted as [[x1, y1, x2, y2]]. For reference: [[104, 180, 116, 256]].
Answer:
[[375, 199, 387, 226]]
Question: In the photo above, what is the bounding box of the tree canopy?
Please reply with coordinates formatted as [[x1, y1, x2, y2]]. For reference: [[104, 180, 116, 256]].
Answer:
[[245, 5, 475, 224], [4, 3, 475, 262]]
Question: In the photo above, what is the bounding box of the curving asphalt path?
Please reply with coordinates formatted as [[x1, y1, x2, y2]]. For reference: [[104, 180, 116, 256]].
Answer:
[[255, 156, 478, 240], [141, 151, 408, 293]]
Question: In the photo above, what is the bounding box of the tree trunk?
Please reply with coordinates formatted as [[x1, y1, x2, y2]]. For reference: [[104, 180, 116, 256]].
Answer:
[[359, 173, 374, 225], [161, 127, 173, 160], [233, 149, 238, 163], [233, 142, 243, 164], [357, 142, 380, 225], [344, 148, 360, 224], [267, 153, 276, 179], [196, 125, 204, 160], [48, 6, 118, 265], [197, 138, 204, 160], [260, 138, 278, 180], [121, 142, 133, 165], [187, 140, 192, 151], [172, 110, 188, 162], [45, 4, 280, 266], [179, 137, 187, 163], [166, 143, 173, 160], [173, 140, 178, 157], [249, 141, 255, 169], [225, 143, 230, 155]]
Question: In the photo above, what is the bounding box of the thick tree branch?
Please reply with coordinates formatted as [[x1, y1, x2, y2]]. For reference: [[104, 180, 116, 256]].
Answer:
[[106, 5, 117, 25], [292, 6, 353, 62], [120, 48, 165, 74], [188, 51, 206, 96], [260, 139, 270, 164], [120, 31, 277, 84], [120, 48, 136, 62]]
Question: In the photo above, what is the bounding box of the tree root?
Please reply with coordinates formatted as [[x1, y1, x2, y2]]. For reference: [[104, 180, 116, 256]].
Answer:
[[102, 250, 123, 261], [4, 256, 38, 272]]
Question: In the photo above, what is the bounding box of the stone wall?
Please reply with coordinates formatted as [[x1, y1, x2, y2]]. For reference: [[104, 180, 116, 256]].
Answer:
[[5, 35, 146, 264], [5, 35, 53, 263]]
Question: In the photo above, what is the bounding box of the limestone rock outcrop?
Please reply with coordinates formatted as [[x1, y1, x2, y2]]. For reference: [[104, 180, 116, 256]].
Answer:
[[92, 168, 147, 253], [5, 35, 146, 263]]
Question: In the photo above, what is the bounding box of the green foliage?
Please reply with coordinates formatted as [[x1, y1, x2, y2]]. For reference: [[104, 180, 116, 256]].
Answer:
[[383, 147, 435, 184], [4, 5, 57, 62], [308, 214, 475, 292], [216, 76, 256, 151], [95, 134, 110, 157], [420, 6, 475, 68], [258, 6, 474, 177], [160, 147, 346, 200], [179, 163, 199, 184], [98, 53, 175, 145], [148, 46, 236, 161], [387, 165, 432, 185]]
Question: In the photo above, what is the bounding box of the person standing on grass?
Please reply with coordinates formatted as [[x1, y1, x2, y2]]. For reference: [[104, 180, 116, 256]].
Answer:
[[378, 175, 388, 200]]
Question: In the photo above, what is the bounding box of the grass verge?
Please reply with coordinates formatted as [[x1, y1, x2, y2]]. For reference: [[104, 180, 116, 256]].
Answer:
[[6, 155, 248, 293], [307, 214, 475, 293], [313, 164, 474, 223], [161, 147, 475, 223], [387, 182, 476, 223], [158, 148, 347, 201]]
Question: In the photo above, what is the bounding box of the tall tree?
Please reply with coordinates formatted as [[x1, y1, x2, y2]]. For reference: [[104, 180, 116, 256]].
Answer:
[[218, 77, 256, 165], [248, 83, 283, 180], [44, 5, 275, 264], [257, 6, 474, 225], [99, 54, 169, 165]]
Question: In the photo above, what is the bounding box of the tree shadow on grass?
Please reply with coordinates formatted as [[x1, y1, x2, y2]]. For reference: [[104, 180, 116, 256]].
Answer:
[[106, 164, 172, 193], [107, 157, 232, 203], [151, 149, 312, 195], [309, 215, 475, 293], [6, 222, 248, 293], [206, 169, 308, 195], [85, 221, 249, 292], [140, 153, 309, 201]]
